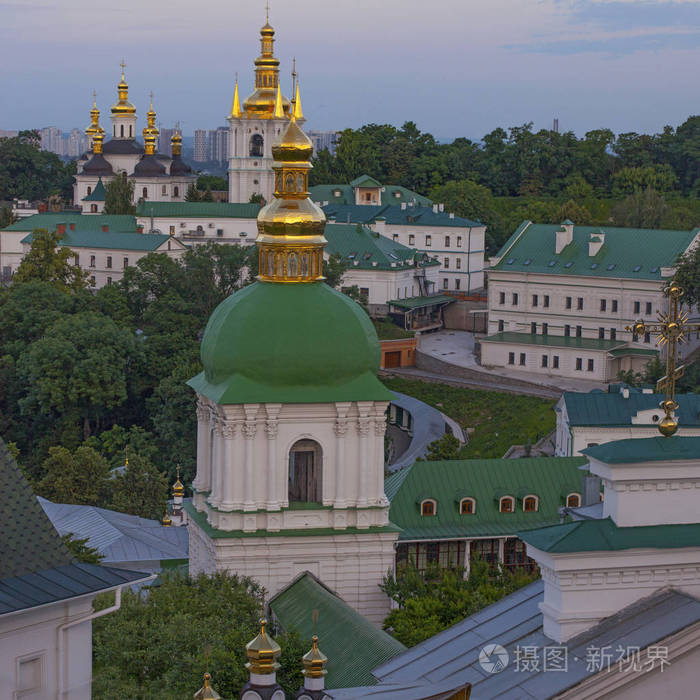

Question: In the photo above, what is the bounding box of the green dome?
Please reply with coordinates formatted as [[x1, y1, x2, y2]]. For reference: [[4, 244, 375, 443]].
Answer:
[[188, 282, 393, 405]]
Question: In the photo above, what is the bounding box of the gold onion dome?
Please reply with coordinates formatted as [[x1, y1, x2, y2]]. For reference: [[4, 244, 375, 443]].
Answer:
[[162, 511, 172, 527], [172, 467, 185, 497], [142, 96, 159, 155], [193, 672, 221, 700], [246, 618, 281, 675], [171, 130, 183, 155], [111, 62, 136, 117], [302, 636, 328, 678], [85, 92, 102, 140]]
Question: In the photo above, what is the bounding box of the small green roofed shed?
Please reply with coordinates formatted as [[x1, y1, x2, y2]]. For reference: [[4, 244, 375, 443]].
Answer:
[[269, 572, 406, 688], [82, 176, 107, 201]]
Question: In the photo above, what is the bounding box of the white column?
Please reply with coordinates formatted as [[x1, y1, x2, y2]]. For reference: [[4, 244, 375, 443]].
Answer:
[[265, 403, 281, 509], [219, 421, 237, 511], [208, 415, 223, 508], [193, 402, 210, 492], [334, 421, 348, 508], [374, 409, 387, 505], [357, 416, 371, 508], [243, 404, 259, 511]]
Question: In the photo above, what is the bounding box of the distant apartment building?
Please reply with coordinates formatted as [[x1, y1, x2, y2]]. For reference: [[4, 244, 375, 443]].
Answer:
[[307, 130, 339, 155], [193, 129, 208, 162], [40, 127, 64, 155], [67, 129, 88, 157], [0, 129, 18, 138], [207, 127, 229, 164], [159, 127, 176, 157], [37, 127, 87, 157]]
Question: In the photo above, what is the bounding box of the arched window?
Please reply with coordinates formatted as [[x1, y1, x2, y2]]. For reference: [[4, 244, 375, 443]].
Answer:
[[460, 498, 475, 515], [566, 493, 581, 508], [499, 496, 514, 513], [90, 204, 98, 213], [129, 125, 133, 137], [250, 134, 264, 157], [420, 499, 436, 516], [120, 124, 124, 137], [173, 186, 179, 198], [142, 187, 148, 199], [289, 439, 322, 503], [523, 496, 538, 512], [87, 186, 92, 195]]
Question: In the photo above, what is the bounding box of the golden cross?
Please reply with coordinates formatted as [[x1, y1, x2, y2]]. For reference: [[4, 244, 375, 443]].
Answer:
[[265, 0, 270, 22], [625, 282, 700, 436], [120, 59, 126, 79]]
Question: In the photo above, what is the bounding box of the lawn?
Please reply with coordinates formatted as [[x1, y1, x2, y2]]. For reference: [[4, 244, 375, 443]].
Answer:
[[373, 320, 415, 340], [382, 376, 556, 459]]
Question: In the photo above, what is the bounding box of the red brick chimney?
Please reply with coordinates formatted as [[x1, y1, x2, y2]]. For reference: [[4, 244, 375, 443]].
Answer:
[[57, 223, 66, 235], [102, 224, 109, 232]]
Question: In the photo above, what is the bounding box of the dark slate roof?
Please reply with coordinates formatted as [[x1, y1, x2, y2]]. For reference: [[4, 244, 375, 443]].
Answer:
[[133, 154, 167, 177], [169, 155, 192, 175], [583, 435, 700, 463], [367, 582, 700, 699], [324, 203, 480, 229], [102, 138, 145, 155], [269, 572, 406, 689], [492, 221, 698, 281], [0, 438, 149, 614], [82, 176, 107, 201], [563, 390, 700, 428], [82, 153, 113, 176]]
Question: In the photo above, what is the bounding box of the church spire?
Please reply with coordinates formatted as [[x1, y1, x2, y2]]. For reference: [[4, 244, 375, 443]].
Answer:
[[273, 83, 284, 118], [293, 81, 304, 121], [111, 60, 136, 117], [230, 75, 242, 118], [85, 91, 103, 147]]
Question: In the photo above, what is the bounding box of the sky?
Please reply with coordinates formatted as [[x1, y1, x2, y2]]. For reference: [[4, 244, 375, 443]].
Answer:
[[2, 0, 700, 140]]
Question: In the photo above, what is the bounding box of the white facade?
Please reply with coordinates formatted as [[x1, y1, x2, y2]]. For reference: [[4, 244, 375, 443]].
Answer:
[[137, 213, 259, 243], [188, 397, 398, 624]]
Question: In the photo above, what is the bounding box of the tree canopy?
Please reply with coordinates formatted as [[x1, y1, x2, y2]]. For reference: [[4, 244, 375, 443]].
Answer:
[[104, 175, 136, 215]]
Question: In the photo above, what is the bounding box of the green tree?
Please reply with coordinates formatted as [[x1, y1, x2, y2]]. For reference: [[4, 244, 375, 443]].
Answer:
[[196, 174, 228, 191], [673, 244, 700, 308], [424, 433, 460, 461], [185, 183, 203, 202], [104, 175, 136, 215], [36, 445, 110, 505], [249, 192, 266, 205], [610, 187, 668, 228], [61, 533, 104, 564], [13, 228, 90, 292], [110, 452, 169, 519], [612, 164, 678, 196], [92, 571, 305, 699], [202, 186, 214, 202], [322, 252, 348, 289], [0, 204, 17, 228]]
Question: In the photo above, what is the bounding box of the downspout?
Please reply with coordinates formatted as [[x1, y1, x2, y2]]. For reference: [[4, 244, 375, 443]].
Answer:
[[56, 575, 155, 699]]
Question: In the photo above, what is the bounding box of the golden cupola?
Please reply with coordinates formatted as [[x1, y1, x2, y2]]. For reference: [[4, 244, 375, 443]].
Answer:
[[111, 61, 136, 117], [302, 635, 328, 679], [142, 96, 159, 156], [85, 92, 102, 144], [172, 467, 185, 498], [256, 114, 326, 283], [242, 18, 291, 118], [193, 672, 221, 700], [245, 618, 281, 675]]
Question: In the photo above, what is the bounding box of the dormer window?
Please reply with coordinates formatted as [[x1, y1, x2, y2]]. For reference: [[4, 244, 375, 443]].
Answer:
[[523, 495, 538, 512], [566, 493, 581, 508], [499, 496, 514, 513], [460, 498, 475, 515], [420, 499, 437, 516]]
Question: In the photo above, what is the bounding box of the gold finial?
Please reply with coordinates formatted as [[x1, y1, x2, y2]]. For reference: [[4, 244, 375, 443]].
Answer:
[[273, 83, 285, 119], [92, 90, 97, 108], [86, 92, 102, 142], [266, 0, 270, 22], [125, 445, 129, 468], [162, 510, 172, 527], [293, 80, 304, 121], [246, 617, 281, 675], [92, 130, 104, 155], [120, 59, 126, 81], [142, 95, 159, 155], [291, 57, 297, 108], [172, 466, 185, 497], [302, 635, 328, 679], [625, 282, 700, 436], [230, 77, 242, 119], [193, 672, 221, 700]]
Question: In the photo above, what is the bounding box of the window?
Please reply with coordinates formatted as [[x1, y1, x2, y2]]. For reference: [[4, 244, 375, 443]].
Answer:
[[508, 352, 515, 365], [87, 186, 92, 195], [566, 493, 581, 508], [90, 204, 98, 213], [392, 234, 399, 242], [576, 357, 583, 371], [532, 294, 538, 307], [455, 279, 461, 290], [169, 225, 175, 235], [123, 257, 129, 268], [553, 355, 559, 369], [456, 258, 461, 269], [564, 324, 570, 337], [397, 540, 465, 571], [577, 297, 584, 310], [444, 257, 450, 268], [541, 355, 548, 368], [73, 254, 79, 265], [421, 499, 436, 516], [544, 295, 550, 308], [365, 192, 371, 202], [634, 301, 640, 314], [250, 133, 264, 157], [443, 278, 449, 289], [90, 275, 95, 285], [500, 496, 514, 513], [519, 353, 526, 366], [531, 322, 537, 334], [409, 234, 415, 245], [120, 124, 124, 137], [565, 296, 572, 309], [503, 538, 537, 573], [600, 299, 606, 312], [106, 256, 112, 269], [107, 276, 112, 285], [587, 359, 594, 372], [174, 186, 179, 197], [425, 235, 432, 247], [646, 302, 652, 315], [142, 187, 148, 199], [460, 498, 475, 514], [289, 439, 322, 503], [576, 325, 582, 338], [523, 496, 538, 512], [457, 236, 462, 247], [644, 332, 651, 344], [17, 655, 44, 695], [499, 291, 505, 305], [90, 255, 96, 267], [612, 300, 618, 312], [445, 236, 451, 247], [542, 323, 548, 336], [470, 539, 499, 569], [512, 293, 518, 305], [598, 327, 605, 339], [162, 185, 167, 195], [498, 320, 504, 332]]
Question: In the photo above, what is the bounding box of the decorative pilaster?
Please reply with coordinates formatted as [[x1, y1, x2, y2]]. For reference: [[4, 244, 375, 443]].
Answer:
[[193, 402, 211, 492], [243, 404, 259, 511], [265, 403, 281, 509], [357, 415, 371, 508], [219, 421, 238, 511], [208, 414, 224, 508]]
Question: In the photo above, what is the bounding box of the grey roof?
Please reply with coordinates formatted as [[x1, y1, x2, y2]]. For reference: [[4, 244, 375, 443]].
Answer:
[[133, 154, 167, 177], [327, 679, 469, 699], [83, 153, 114, 176], [367, 581, 700, 699], [102, 138, 145, 155], [38, 497, 189, 564], [169, 155, 192, 175]]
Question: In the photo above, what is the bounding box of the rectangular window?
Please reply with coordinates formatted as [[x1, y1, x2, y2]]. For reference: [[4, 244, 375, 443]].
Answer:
[[360, 287, 369, 298], [600, 299, 607, 312], [646, 301, 652, 315], [169, 225, 175, 235], [532, 294, 538, 307], [577, 297, 584, 310], [587, 359, 594, 372], [644, 332, 651, 343], [106, 256, 112, 269], [512, 293, 518, 305], [73, 254, 79, 265], [425, 235, 432, 247], [508, 352, 515, 365], [443, 257, 450, 268], [598, 327, 605, 339], [498, 320, 504, 331], [542, 322, 548, 335], [544, 295, 550, 308], [455, 279, 460, 290], [541, 355, 548, 368], [499, 291, 505, 305], [409, 234, 415, 245], [634, 301, 640, 314], [612, 299, 618, 312], [576, 357, 582, 371], [456, 258, 461, 269], [123, 257, 129, 268], [553, 355, 559, 369], [519, 353, 526, 366], [107, 276, 112, 285], [457, 236, 462, 247], [443, 278, 449, 289], [564, 324, 570, 337], [90, 255, 95, 267], [566, 296, 572, 309], [445, 236, 451, 247], [576, 325, 582, 338], [531, 322, 537, 334], [610, 328, 616, 341], [18, 655, 43, 694], [90, 275, 95, 285], [393, 234, 399, 242], [162, 184, 167, 195]]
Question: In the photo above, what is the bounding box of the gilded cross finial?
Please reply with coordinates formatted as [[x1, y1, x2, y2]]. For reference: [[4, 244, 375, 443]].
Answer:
[[120, 59, 126, 79], [625, 282, 700, 436], [92, 89, 97, 104], [265, 0, 270, 22]]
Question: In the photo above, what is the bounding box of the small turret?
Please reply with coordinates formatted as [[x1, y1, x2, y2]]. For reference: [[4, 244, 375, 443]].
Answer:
[[295, 635, 330, 699], [169, 466, 188, 526], [240, 617, 285, 700], [193, 672, 221, 700]]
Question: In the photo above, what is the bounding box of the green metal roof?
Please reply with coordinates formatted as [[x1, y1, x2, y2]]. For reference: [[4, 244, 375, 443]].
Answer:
[[82, 177, 107, 201], [350, 174, 382, 188], [562, 391, 700, 427], [188, 281, 394, 405], [480, 331, 624, 352], [386, 457, 587, 541], [492, 221, 698, 280], [325, 223, 439, 271], [2, 213, 137, 233], [608, 347, 658, 358], [387, 294, 454, 310], [582, 435, 700, 463], [134, 201, 262, 219], [323, 203, 480, 229], [21, 230, 177, 252], [269, 573, 406, 689], [519, 517, 700, 553], [310, 182, 431, 208]]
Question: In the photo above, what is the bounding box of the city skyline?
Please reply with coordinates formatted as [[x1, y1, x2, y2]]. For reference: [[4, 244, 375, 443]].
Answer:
[[2, 0, 700, 140]]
